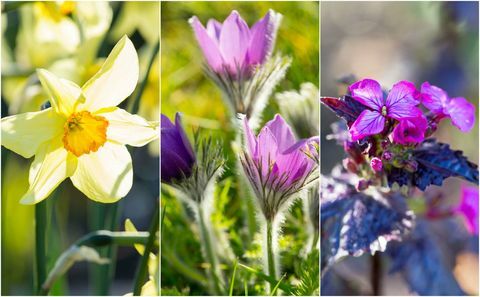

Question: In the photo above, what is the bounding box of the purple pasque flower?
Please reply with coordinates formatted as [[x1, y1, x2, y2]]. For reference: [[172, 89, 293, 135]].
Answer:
[[454, 185, 479, 235], [420, 82, 475, 132], [189, 10, 281, 77], [391, 115, 428, 145], [241, 114, 318, 220], [370, 157, 383, 172], [161, 113, 196, 184], [348, 79, 422, 141]]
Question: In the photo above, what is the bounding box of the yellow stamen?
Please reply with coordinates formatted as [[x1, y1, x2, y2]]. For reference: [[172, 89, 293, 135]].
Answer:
[[63, 111, 108, 157]]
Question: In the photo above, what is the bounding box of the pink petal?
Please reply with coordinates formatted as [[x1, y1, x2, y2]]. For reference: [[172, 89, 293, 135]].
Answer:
[[385, 80, 418, 109], [446, 97, 476, 132], [349, 79, 384, 110], [257, 126, 279, 177], [246, 9, 280, 66], [219, 10, 251, 73], [206, 19, 222, 42], [264, 114, 296, 153], [243, 117, 257, 156], [420, 82, 449, 115], [391, 116, 428, 145], [189, 16, 224, 71], [387, 104, 423, 120], [349, 110, 385, 141]]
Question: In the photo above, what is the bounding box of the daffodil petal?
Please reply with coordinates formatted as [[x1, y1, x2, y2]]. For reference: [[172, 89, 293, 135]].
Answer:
[[20, 139, 77, 205], [37, 69, 82, 116], [70, 142, 132, 203], [1, 108, 64, 158], [82, 36, 139, 111], [102, 108, 158, 147]]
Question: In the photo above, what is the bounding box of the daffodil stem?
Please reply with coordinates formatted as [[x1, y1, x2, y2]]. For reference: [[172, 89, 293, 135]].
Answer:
[[127, 40, 159, 115], [198, 205, 224, 295], [265, 220, 278, 296], [133, 204, 159, 295], [34, 200, 48, 295]]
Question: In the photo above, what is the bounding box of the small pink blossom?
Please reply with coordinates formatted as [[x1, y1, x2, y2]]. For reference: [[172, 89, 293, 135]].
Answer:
[[454, 185, 479, 235], [392, 116, 428, 145], [370, 157, 383, 172]]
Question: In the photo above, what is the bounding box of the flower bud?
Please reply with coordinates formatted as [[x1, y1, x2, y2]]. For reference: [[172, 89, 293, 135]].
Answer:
[[161, 113, 196, 184], [343, 141, 365, 164], [343, 158, 358, 173], [356, 179, 370, 191], [370, 157, 383, 172], [382, 151, 393, 161]]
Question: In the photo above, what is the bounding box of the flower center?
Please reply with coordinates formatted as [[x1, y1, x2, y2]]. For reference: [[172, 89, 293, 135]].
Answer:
[[381, 106, 387, 116], [62, 111, 108, 157]]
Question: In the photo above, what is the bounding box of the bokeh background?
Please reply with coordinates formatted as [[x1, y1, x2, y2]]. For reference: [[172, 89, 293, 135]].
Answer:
[[161, 1, 319, 295], [321, 1, 479, 295], [1, 1, 159, 295]]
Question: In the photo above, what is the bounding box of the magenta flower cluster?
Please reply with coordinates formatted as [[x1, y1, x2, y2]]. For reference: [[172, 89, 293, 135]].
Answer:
[[349, 78, 475, 144]]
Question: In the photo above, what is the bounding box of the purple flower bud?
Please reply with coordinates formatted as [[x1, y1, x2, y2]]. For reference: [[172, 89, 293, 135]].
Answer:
[[454, 185, 479, 235], [370, 157, 383, 172], [161, 113, 196, 184], [356, 179, 370, 191], [189, 10, 281, 78], [392, 116, 428, 145], [382, 151, 393, 161], [241, 114, 318, 220]]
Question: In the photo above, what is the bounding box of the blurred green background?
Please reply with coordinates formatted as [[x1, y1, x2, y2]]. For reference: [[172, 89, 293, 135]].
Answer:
[[1, 1, 159, 295], [161, 1, 319, 295]]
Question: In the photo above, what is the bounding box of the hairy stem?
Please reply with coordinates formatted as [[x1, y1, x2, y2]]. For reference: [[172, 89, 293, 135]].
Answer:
[[198, 205, 223, 295], [265, 220, 277, 295], [35, 200, 48, 295]]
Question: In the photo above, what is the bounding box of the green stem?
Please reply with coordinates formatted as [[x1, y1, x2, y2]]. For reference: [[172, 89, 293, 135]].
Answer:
[[198, 205, 223, 295], [266, 220, 277, 295], [35, 200, 48, 295], [133, 205, 159, 295], [310, 230, 319, 252]]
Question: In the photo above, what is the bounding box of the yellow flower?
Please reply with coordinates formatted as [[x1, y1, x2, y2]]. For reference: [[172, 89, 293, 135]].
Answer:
[[1, 36, 158, 204]]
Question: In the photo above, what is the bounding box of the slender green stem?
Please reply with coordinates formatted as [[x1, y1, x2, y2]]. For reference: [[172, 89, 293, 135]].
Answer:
[[266, 220, 277, 295], [198, 206, 223, 295], [133, 205, 159, 295], [35, 200, 48, 295], [310, 230, 319, 252]]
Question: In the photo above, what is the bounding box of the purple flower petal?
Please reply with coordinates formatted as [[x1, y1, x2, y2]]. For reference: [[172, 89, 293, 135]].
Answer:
[[392, 116, 428, 145], [246, 9, 279, 66], [256, 126, 279, 177], [206, 19, 222, 42], [161, 114, 175, 129], [385, 80, 418, 109], [189, 16, 224, 72], [349, 79, 384, 110], [264, 114, 296, 153], [243, 117, 257, 156], [175, 113, 196, 162], [370, 157, 383, 172], [446, 97, 475, 132], [349, 109, 385, 141], [455, 185, 479, 235], [420, 82, 449, 115], [219, 10, 251, 73]]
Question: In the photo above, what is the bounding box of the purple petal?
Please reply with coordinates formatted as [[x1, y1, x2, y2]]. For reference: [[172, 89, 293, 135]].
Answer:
[[219, 10, 251, 73], [264, 114, 296, 152], [161, 114, 175, 129], [246, 9, 280, 66], [387, 104, 423, 120], [392, 116, 428, 145], [349, 79, 384, 110], [446, 97, 476, 132], [206, 19, 222, 42], [189, 16, 224, 71], [385, 80, 418, 110], [455, 185, 479, 235], [349, 110, 385, 141], [256, 127, 279, 177], [243, 117, 257, 156], [420, 82, 449, 115], [161, 148, 193, 183], [174, 113, 196, 162], [274, 149, 313, 189]]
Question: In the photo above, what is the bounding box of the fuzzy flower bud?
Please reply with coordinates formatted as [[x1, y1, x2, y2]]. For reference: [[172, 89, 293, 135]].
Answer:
[[240, 114, 318, 221]]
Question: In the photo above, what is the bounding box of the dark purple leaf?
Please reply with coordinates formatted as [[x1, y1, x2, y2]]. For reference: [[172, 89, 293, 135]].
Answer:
[[387, 219, 466, 296], [387, 139, 479, 190], [321, 175, 414, 272], [320, 95, 367, 126]]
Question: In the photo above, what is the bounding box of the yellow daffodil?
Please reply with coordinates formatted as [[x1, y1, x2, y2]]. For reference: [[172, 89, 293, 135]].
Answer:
[[1, 36, 158, 204]]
